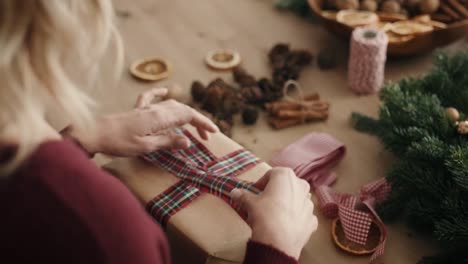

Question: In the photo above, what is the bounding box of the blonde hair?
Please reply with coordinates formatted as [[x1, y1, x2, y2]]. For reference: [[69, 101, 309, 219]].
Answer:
[[0, 0, 123, 176]]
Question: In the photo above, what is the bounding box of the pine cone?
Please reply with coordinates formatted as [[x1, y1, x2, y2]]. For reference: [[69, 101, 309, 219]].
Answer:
[[191, 81, 206, 102], [233, 67, 257, 87], [240, 86, 264, 104]]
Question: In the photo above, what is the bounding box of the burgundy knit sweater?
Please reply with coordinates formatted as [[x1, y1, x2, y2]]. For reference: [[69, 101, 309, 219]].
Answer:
[[0, 140, 298, 264]]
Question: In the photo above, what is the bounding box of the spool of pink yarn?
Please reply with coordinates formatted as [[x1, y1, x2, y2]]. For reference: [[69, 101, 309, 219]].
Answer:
[[348, 27, 388, 95]]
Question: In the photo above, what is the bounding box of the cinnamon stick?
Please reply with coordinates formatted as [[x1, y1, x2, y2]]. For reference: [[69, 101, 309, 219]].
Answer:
[[448, 0, 468, 18], [269, 112, 328, 129], [441, 3, 461, 20], [431, 13, 453, 23], [265, 100, 330, 114], [269, 118, 302, 129], [304, 93, 320, 101], [276, 109, 328, 120]]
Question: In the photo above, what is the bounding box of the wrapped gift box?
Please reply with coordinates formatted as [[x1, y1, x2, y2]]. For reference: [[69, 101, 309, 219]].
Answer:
[[105, 126, 271, 264]]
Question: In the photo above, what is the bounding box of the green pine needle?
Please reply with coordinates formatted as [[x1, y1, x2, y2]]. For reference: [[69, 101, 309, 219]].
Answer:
[[353, 51, 468, 263]]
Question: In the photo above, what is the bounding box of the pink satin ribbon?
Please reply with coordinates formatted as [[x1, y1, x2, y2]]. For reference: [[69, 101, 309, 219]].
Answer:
[[270, 133, 345, 188], [270, 133, 390, 263]]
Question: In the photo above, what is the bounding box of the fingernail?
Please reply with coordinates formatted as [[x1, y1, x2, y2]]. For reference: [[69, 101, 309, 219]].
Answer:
[[230, 188, 242, 200], [176, 137, 190, 148]]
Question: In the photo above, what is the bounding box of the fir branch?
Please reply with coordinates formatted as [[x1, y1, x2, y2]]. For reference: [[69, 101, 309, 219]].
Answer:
[[350, 112, 381, 135], [447, 145, 468, 191], [274, 0, 316, 21], [352, 52, 468, 262]]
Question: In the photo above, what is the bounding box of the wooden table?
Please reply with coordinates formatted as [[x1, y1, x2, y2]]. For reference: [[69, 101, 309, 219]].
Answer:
[[68, 0, 466, 263]]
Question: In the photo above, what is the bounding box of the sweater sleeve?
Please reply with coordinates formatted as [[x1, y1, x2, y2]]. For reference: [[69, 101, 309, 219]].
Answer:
[[244, 240, 299, 264], [0, 140, 170, 264]]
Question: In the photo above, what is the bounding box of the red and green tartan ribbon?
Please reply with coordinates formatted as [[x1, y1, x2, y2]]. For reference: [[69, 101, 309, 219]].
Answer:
[[143, 129, 261, 227]]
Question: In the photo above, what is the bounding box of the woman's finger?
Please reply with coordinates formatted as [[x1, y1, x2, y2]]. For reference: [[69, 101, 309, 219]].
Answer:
[[263, 167, 296, 195], [189, 109, 219, 135], [197, 126, 209, 140], [135, 88, 169, 108], [253, 169, 274, 190], [230, 188, 256, 214]]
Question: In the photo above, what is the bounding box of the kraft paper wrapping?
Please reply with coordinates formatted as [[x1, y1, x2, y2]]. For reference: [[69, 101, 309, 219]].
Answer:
[[105, 125, 271, 264]]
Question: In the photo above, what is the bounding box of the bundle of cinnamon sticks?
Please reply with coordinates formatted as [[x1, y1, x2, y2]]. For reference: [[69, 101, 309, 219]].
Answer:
[[265, 93, 330, 129], [432, 0, 468, 23]]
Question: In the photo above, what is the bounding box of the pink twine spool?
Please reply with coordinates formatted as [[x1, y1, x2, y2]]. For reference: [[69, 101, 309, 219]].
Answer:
[[348, 27, 388, 95]]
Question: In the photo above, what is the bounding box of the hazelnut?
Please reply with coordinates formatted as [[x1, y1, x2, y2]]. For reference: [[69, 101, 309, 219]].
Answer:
[[380, 0, 401, 13], [335, 0, 359, 10], [458, 121, 468, 135], [419, 0, 439, 14], [360, 0, 378, 11], [446, 107, 460, 121]]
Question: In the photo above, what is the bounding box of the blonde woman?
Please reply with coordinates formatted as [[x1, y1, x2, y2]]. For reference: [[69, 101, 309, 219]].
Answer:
[[0, 1, 317, 264]]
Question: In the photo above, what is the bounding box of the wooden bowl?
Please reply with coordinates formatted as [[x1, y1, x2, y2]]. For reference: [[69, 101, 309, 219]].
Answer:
[[331, 218, 385, 255], [307, 0, 468, 57]]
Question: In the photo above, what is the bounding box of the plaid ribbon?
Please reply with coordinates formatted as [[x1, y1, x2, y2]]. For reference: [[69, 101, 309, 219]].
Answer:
[[316, 178, 391, 262], [143, 129, 261, 227]]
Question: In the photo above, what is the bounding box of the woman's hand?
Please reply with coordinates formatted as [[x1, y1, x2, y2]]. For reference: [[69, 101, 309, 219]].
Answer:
[[230, 168, 317, 260], [66, 88, 218, 156]]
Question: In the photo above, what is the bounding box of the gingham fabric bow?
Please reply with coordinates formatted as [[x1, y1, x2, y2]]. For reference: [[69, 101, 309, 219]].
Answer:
[[316, 178, 391, 262], [142, 129, 261, 226], [270, 132, 391, 263]]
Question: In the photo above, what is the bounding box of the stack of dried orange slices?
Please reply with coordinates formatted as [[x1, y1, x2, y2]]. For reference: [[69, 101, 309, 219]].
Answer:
[[326, 10, 448, 44]]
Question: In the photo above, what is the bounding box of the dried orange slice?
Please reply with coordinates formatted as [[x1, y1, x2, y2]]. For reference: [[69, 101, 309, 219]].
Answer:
[[205, 49, 241, 71], [386, 31, 415, 44], [390, 21, 433, 35], [412, 14, 431, 23], [130, 58, 171, 81], [371, 22, 394, 32], [321, 10, 337, 20], [377, 12, 408, 22], [331, 218, 384, 255], [428, 20, 447, 29], [336, 10, 379, 27]]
